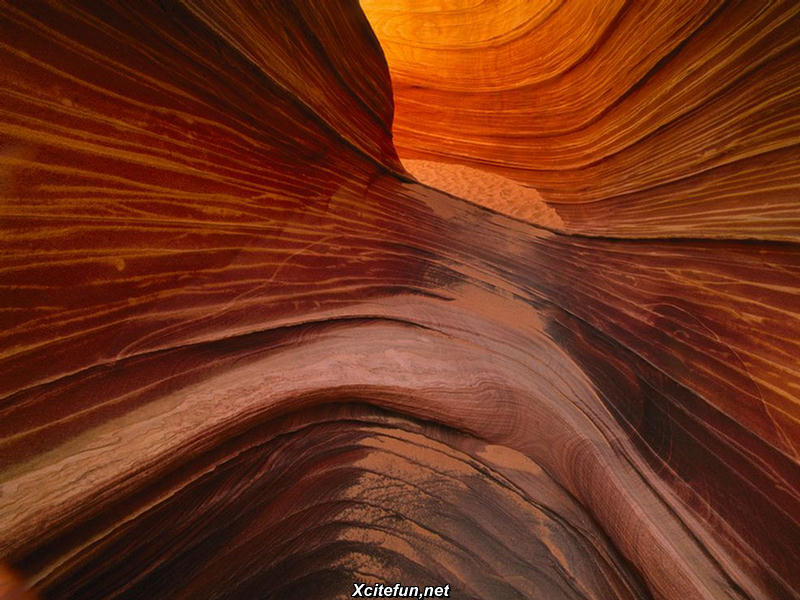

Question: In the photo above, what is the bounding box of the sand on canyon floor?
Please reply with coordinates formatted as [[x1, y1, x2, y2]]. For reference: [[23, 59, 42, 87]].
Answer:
[[403, 159, 564, 230]]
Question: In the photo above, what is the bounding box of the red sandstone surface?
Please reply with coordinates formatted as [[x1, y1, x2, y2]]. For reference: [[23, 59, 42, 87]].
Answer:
[[0, 2, 798, 599]]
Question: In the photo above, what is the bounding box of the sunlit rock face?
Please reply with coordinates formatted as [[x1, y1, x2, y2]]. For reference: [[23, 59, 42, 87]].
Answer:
[[1, 2, 798, 600], [361, 0, 800, 240]]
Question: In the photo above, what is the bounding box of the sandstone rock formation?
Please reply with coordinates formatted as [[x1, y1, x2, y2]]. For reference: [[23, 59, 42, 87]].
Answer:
[[362, 0, 800, 240], [0, 1, 798, 599]]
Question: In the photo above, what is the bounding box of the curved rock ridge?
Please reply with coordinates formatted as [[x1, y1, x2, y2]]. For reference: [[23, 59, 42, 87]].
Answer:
[[361, 0, 800, 240], [1, 2, 799, 600]]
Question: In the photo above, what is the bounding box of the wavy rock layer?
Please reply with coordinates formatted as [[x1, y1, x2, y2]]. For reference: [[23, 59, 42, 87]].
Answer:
[[362, 0, 800, 240], [1, 2, 799, 600]]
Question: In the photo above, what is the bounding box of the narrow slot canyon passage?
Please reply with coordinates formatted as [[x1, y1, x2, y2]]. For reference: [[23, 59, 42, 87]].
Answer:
[[1, 2, 798, 599]]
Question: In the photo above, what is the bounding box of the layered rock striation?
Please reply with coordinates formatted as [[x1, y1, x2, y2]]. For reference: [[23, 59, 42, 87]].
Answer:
[[1, 1, 798, 599], [362, 0, 800, 240]]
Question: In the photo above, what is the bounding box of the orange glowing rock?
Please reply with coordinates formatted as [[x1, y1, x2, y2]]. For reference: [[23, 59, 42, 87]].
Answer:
[[362, 0, 800, 240]]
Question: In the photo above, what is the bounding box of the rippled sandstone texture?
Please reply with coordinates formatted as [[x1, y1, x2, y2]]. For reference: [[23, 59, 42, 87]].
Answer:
[[1, 1, 798, 599], [362, 0, 800, 239]]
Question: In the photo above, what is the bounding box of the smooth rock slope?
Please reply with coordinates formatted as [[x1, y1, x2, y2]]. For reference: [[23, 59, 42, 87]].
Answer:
[[1, 1, 798, 599]]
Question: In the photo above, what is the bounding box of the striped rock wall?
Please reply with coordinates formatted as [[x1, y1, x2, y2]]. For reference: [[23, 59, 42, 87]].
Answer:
[[1, 1, 798, 599]]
